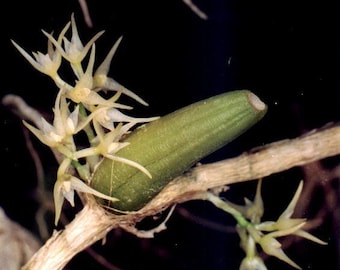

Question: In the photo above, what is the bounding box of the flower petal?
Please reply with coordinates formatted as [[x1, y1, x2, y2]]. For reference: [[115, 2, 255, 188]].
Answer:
[[93, 36, 148, 106], [69, 175, 119, 202], [293, 229, 327, 245], [106, 108, 159, 124], [279, 181, 303, 220], [53, 179, 66, 225], [104, 154, 152, 179], [240, 256, 268, 270], [260, 235, 301, 269], [94, 36, 123, 79]]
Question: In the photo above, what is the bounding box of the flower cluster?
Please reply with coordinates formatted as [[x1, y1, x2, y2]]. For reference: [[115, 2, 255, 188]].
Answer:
[[12, 14, 158, 225], [207, 180, 327, 270]]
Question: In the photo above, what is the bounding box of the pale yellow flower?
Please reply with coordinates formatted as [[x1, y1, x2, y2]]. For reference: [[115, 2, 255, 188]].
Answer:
[[11, 21, 70, 84], [43, 13, 104, 77], [256, 181, 327, 245], [238, 228, 268, 270], [248, 181, 327, 269], [64, 44, 126, 107], [93, 106, 159, 131], [53, 158, 118, 225], [74, 121, 151, 178], [256, 224, 304, 270], [23, 89, 95, 156], [227, 179, 264, 224], [93, 36, 148, 106], [239, 255, 267, 270]]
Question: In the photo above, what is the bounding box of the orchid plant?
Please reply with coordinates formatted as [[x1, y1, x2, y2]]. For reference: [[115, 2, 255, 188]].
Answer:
[[207, 179, 327, 269], [12, 13, 159, 225], [11, 13, 327, 270]]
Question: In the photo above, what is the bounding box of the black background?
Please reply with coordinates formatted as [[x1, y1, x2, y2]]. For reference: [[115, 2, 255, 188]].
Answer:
[[0, 0, 338, 269]]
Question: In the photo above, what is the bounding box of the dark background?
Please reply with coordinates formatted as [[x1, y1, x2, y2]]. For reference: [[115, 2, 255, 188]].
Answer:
[[0, 0, 338, 269]]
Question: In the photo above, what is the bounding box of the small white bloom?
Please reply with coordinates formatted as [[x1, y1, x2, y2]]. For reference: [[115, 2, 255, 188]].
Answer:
[[239, 256, 267, 270], [53, 158, 119, 225], [65, 45, 121, 107], [93, 36, 148, 106], [43, 13, 104, 77], [95, 107, 159, 130], [74, 121, 151, 178], [23, 89, 94, 156], [11, 22, 69, 82]]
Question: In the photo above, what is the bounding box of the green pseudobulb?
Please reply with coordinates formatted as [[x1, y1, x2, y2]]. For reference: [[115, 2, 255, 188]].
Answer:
[[90, 90, 267, 212]]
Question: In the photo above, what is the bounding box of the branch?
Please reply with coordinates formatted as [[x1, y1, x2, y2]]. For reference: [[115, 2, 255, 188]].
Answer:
[[22, 123, 340, 270]]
